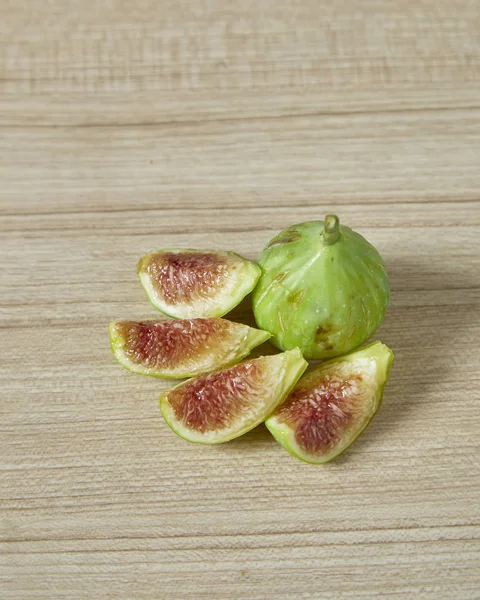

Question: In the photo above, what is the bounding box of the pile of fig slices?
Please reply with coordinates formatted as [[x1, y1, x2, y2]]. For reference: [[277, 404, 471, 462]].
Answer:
[[110, 216, 394, 464]]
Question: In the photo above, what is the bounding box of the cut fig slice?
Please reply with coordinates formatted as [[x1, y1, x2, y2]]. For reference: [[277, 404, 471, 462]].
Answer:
[[265, 341, 393, 464], [160, 348, 308, 444], [109, 318, 271, 379], [137, 249, 261, 319]]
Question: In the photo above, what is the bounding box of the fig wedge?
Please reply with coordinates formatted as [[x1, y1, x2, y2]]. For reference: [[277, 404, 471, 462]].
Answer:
[[265, 341, 393, 463], [160, 348, 308, 444], [109, 318, 271, 379], [138, 249, 261, 318]]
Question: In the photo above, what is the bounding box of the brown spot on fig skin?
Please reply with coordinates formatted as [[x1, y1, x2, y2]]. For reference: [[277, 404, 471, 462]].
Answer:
[[288, 289, 305, 307], [315, 324, 336, 351], [315, 324, 332, 342], [266, 231, 301, 248], [274, 272, 287, 284]]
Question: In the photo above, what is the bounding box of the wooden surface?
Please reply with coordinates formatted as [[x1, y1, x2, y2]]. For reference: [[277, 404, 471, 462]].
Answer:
[[1, 1, 479, 598]]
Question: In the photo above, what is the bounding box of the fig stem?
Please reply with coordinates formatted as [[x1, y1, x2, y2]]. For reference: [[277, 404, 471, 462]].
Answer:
[[323, 215, 340, 245]]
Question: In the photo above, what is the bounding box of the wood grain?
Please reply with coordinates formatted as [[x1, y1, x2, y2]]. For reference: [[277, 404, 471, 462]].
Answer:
[[1, 1, 479, 598]]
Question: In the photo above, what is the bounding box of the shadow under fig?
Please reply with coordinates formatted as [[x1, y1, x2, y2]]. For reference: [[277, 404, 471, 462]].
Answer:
[[332, 255, 473, 464], [228, 293, 279, 359]]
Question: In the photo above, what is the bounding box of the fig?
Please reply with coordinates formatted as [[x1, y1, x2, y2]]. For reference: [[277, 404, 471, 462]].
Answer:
[[265, 341, 393, 463], [160, 348, 308, 444], [138, 249, 261, 319], [109, 318, 271, 379], [252, 215, 389, 359]]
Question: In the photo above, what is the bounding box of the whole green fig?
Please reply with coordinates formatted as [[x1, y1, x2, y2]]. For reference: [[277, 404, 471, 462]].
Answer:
[[252, 215, 389, 359]]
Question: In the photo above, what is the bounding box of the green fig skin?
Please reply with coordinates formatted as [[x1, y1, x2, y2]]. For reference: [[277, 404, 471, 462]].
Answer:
[[252, 217, 390, 359]]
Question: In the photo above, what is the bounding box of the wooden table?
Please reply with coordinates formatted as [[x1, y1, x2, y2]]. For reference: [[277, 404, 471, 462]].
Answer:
[[1, 2, 479, 598]]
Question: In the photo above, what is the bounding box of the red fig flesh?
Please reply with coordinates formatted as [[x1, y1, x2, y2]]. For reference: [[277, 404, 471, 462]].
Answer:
[[137, 249, 261, 318], [109, 318, 271, 379]]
